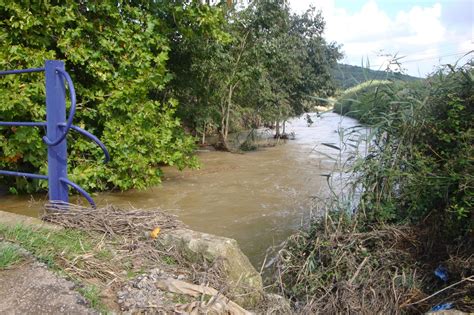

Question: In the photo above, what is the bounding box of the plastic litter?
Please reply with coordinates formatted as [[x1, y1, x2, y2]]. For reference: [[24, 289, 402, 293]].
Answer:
[[150, 227, 161, 239], [430, 302, 453, 311], [434, 265, 448, 282]]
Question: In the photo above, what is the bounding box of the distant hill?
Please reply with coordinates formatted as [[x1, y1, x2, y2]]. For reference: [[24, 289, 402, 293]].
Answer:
[[332, 64, 421, 90]]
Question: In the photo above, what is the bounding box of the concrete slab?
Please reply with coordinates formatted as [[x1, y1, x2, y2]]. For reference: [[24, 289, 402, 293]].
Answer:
[[0, 210, 61, 230]]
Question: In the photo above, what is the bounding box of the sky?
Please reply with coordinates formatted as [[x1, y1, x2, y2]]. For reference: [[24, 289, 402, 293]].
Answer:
[[288, 0, 473, 77]]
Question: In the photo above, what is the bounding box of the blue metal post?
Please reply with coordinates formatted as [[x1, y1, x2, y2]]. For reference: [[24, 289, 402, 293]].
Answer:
[[45, 60, 69, 202]]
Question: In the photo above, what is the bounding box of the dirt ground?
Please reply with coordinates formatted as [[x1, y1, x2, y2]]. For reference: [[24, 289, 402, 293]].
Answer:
[[0, 260, 96, 315]]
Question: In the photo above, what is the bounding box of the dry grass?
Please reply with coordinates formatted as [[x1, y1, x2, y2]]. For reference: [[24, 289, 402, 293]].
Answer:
[[41, 202, 185, 280], [271, 212, 473, 314], [42, 202, 183, 237]]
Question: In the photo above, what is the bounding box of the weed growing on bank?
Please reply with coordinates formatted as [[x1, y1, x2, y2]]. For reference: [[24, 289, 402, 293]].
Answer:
[[0, 242, 23, 269]]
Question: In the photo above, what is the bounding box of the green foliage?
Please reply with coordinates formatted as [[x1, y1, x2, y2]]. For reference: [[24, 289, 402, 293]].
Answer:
[[161, 255, 177, 265], [0, 1, 199, 193], [170, 1, 342, 141], [77, 284, 108, 313], [333, 80, 392, 120], [0, 243, 23, 269], [342, 62, 473, 237], [0, 224, 93, 267], [332, 63, 420, 90]]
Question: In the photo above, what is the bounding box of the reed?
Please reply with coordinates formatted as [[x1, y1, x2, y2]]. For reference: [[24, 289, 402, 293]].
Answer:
[[271, 60, 473, 313]]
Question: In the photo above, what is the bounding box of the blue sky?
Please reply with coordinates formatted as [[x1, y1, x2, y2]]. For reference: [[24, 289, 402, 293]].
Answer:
[[335, 0, 443, 16], [289, 0, 473, 77]]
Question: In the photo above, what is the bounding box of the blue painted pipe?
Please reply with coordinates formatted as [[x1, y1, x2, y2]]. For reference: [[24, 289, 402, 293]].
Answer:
[[60, 177, 96, 208], [0, 68, 45, 76], [43, 68, 76, 146], [67, 124, 110, 163], [0, 170, 48, 180]]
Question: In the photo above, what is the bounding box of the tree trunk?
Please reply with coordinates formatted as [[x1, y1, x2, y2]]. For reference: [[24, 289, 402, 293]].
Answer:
[[220, 103, 226, 139], [216, 130, 231, 151], [224, 85, 234, 140], [201, 122, 206, 145], [275, 120, 280, 138]]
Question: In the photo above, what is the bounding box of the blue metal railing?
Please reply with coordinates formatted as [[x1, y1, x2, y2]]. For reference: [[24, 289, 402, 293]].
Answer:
[[0, 60, 110, 208]]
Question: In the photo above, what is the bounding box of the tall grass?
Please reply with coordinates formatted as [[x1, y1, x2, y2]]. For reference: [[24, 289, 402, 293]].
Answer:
[[334, 80, 402, 123]]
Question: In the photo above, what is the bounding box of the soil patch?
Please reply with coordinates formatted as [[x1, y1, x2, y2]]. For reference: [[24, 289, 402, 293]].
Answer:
[[0, 259, 96, 314]]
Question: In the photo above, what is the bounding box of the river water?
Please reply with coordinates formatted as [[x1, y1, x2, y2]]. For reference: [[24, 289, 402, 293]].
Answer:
[[0, 112, 364, 267]]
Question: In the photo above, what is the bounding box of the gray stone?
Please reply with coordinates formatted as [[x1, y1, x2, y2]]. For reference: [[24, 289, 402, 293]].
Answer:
[[159, 228, 263, 308], [0, 210, 62, 231]]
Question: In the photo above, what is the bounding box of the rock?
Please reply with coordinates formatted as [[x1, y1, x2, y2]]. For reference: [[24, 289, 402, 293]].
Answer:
[[159, 228, 263, 308]]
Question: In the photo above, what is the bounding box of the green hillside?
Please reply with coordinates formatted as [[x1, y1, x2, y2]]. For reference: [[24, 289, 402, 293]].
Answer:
[[332, 63, 421, 89]]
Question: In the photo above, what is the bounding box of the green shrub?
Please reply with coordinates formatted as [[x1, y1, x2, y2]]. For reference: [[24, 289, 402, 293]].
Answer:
[[0, 1, 198, 193], [348, 63, 473, 237]]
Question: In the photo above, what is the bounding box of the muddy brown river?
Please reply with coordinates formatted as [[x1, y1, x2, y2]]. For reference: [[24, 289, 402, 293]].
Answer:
[[0, 112, 364, 267]]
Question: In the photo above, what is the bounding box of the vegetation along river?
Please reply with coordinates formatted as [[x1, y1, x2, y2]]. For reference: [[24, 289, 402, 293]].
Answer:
[[1, 112, 364, 267]]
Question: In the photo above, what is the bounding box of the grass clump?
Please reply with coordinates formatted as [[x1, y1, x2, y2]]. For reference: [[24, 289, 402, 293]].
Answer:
[[357, 63, 472, 236], [0, 243, 23, 269], [0, 224, 93, 268], [77, 285, 108, 314], [273, 211, 473, 313], [333, 79, 392, 121]]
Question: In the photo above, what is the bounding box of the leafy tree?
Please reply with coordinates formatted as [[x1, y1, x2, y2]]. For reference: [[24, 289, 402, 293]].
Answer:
[[246, 2, 342, 136], [0, 1, 201, 192], [171, 0, 342, 143], [1, 0, 343, 194]]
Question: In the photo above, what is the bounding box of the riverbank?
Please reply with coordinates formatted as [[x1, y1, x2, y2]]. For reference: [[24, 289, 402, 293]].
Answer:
[[0, 206, 283, 313], [0, 253, 97, 314]]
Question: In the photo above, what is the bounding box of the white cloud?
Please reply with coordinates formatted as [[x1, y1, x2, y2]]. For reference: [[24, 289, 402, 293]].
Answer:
[[394, 4, 445, 46], [290, 0, 473, 77]]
